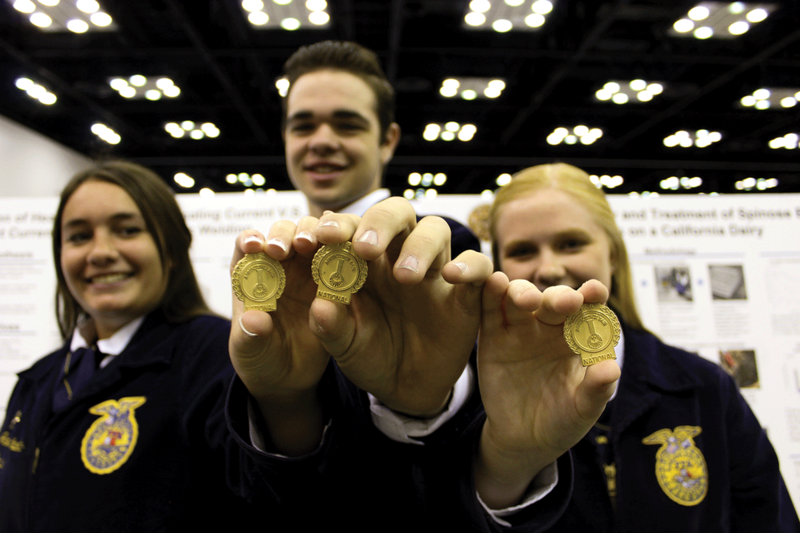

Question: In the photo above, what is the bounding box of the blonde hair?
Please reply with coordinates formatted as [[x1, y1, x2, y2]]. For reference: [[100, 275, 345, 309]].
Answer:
[[489, 163, 646, 331]]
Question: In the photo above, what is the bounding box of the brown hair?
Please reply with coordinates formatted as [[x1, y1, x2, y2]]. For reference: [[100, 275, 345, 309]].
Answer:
[[489, 163, 646, 331], [281, 40, 396, 140], [53, 161, 211, 339]]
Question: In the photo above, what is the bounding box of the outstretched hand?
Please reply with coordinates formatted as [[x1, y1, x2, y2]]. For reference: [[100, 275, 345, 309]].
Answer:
[[474, 273, 621, 508], [309, 197, 493, 417], [228, 220, 329, 455]]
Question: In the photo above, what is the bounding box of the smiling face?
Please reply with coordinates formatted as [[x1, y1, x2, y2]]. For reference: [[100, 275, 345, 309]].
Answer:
[[284, 69, 400, 217], [495, 188, 615, 293], [60, 180, 168, 339]]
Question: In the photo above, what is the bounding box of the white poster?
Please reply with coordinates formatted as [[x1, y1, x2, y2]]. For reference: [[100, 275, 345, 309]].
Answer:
[[2, 191, 799, 509]]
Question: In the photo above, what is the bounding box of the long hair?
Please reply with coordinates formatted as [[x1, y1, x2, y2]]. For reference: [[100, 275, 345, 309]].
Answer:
[[489, 163, 646, 331], [281, 40, 395, 140], [53, 161, 211, 339]]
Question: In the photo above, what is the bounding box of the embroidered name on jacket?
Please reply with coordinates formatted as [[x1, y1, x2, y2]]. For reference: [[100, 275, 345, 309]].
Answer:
[[81, 397, 146, 475], [643, 425, 708, 506]]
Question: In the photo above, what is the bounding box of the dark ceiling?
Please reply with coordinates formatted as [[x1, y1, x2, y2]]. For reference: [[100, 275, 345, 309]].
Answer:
[[2, 0, 800, 196]]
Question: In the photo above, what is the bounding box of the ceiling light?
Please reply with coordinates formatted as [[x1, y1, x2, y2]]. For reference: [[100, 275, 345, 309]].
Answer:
[[746, 8, 768, 22], [19, 0, 117, 32], [308, 11, 329, 24], [596, 79, 666, 105], [90, 12, 112, 26], [30, 12, 53, 27], [673, 18, 694, 32], [688, 6, 710, 20], [110, 76, 181, 100], [145, 90, 162, 101], [408, 172, 422, 186], [525, 14, 545, 27], [694, 26, 713, 39], [469, 0, 490, 13], [76, 0, 99, 13], [12, 0, 36, 14], [174, 173, 195, 188], [496, 173, 512, 187], [492, 19, 513, 32], [91, 123, 120, 145], [248, 11, 268, 25], [242, 0, 264, 11], [670, 3, 775, 40], [664, 129, 722, 148], [532, 0, 553, 14], [728, 20, 749, 34], [464, 0, 553, 32], [465, 12, 486, 26], [439, 77, 506, 100], [15, 77, 58, 106], [281, 17, 301, 30]]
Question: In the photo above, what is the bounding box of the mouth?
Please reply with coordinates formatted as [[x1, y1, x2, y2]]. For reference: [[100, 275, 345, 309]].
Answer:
[[87, 273, 132, 284], [304, 162, 346, 174]]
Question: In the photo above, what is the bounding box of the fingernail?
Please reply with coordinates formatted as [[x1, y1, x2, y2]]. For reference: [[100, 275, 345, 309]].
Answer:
[[355, 229, 378, 246], [397, 254, 419, 273], [320, 220, 339, 228], [453, 262, 468, 274], [296, 231, 314, 243], [322, 210, 334, 216], [239, 317, 258, 337], [267, 238, 287, 252], [244, 235, 263, 245]]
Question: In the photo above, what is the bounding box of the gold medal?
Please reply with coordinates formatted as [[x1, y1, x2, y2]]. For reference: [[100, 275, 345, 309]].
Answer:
[[311, 242, 367, 305], [564, 303, 620, 367], [232, 252, 286, 312]]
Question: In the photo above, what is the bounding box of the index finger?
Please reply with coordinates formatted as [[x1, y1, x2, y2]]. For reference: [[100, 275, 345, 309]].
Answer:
[[230, 230, 266, 273], [350, 197, 418, 261]]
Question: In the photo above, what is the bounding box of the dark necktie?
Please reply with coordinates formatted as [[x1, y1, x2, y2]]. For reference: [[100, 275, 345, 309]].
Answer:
[[52, 345, 97, 411]]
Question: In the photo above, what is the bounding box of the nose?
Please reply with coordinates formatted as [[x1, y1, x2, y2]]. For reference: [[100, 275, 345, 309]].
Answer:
[[308, 124, 340, 154], [533, 249, 566, 289], [87, 231, 118, 266]]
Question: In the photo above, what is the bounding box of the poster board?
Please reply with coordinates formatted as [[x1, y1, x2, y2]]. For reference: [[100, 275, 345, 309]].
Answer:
[[1, 191, 799, 508]]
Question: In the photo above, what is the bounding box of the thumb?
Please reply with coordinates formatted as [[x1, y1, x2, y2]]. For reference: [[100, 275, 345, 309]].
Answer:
[[309, 298, 356, 358], [576, 359, 621, 421]]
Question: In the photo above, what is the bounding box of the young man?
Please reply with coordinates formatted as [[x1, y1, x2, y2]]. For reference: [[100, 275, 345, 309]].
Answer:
[[226, 41, 618, 531]]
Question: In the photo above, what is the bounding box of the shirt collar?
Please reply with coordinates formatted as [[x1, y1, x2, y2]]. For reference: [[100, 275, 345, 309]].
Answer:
[[337, 189, 390, 216], [71, 316, 146, 365]]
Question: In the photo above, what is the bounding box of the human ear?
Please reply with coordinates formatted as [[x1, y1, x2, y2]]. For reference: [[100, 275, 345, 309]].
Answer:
[[380, 122, 401, 165]]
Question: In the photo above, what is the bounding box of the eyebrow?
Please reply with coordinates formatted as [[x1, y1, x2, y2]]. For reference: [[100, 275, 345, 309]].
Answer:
[[62, 212, 142, 229], [286, 109, 371, 124]]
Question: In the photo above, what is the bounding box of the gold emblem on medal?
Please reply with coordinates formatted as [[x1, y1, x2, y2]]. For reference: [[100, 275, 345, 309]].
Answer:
[[81, 397, 146, 475], [311, 242, 368, 305], [232, 252, 286, 312], [643, 426, 708, 506], [564, 303, 621, 367]]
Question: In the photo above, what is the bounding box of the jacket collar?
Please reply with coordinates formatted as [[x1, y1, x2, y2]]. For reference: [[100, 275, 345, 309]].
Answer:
[[17, 309, 176, 384], [609, 322, 704, 437]]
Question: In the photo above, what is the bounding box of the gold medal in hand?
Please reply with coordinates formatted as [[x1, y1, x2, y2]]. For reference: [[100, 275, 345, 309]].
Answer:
[[232, 252, 286, 312], [564, 303, 621, 367], [311, 242, 367, 305]]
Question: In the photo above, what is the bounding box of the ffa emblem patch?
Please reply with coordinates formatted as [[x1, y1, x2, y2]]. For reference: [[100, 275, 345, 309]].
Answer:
[[80, 397, 146, 475], [643, 425, 708, 506]]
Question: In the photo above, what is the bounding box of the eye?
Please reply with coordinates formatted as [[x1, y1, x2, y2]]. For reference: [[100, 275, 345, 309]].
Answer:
[[560, 237, 587, 252], [118, 226, 144, 237], [289, 122, 315, 134], [505, 244, 536, 259], [65, 232, 91, 244]]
